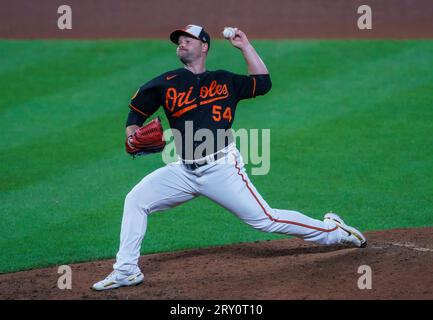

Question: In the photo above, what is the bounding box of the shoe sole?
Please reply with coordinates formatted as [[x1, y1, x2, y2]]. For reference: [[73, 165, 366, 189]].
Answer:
[[91, 281, 143, 291], [325, 213, 367, 248], [91, 275, 144, 291]]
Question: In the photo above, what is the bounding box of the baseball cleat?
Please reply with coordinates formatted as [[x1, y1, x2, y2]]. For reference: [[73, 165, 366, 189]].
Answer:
[[91, 270, 144, 291], [324, 213, 367, 248]]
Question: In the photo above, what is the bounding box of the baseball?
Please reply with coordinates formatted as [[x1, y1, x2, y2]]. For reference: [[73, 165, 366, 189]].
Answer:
[[222, 27, 237, 39]]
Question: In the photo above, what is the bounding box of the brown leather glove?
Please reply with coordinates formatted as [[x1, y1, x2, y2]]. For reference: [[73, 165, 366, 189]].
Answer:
[[125, 117, 166, 158]]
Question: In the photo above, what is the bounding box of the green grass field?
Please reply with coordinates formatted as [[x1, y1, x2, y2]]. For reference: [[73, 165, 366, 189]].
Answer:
[[1, 40, 432, 274]]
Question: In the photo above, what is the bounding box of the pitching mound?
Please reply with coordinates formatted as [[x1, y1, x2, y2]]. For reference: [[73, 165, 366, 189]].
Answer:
[[1, 227, 432, 300]]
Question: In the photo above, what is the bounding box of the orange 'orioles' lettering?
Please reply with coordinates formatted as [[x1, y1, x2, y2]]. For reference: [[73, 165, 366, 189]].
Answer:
[[166, 86, 196, 113], [166, 81, 229, 117], [200, 81, 228, 100]]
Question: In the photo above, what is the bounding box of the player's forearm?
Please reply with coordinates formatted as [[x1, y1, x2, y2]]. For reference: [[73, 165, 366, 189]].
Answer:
[[241, 44, 269, 75], [125, 109, 147, 137]]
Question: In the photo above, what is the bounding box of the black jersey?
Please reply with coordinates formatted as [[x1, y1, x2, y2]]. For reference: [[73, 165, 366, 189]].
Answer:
[[127, 68, 271, 160]]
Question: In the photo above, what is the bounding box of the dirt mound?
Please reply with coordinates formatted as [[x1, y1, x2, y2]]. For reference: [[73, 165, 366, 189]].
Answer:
[[1, 227, 432, 300]]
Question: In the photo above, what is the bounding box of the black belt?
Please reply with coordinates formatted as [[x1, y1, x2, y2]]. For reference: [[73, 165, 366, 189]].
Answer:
[[182, 150, 226, 170]]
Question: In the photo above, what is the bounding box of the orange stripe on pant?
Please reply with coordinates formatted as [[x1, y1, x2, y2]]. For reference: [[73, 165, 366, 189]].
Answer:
[[233, 157, 338, 233]]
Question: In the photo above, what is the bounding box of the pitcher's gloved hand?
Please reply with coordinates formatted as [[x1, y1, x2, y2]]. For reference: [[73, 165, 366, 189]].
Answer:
[[125, 117, 166, 158]]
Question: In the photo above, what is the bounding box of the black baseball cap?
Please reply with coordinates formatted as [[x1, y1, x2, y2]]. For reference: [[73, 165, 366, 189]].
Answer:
[[170, 24, 211, 49]]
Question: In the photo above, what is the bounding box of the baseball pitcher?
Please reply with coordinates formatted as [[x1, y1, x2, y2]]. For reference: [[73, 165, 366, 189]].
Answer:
[[92, 25, 367, 291]]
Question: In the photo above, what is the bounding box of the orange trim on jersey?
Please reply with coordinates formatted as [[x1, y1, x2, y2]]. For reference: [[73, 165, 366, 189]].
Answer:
[[129, 104, 150, 117], [233, 156, 338, 233], [252, 76, 257, 97], [172, 104, 198, 117]]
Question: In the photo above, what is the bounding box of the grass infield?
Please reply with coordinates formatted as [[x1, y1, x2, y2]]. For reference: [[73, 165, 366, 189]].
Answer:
[[1, 39, 432, 273]]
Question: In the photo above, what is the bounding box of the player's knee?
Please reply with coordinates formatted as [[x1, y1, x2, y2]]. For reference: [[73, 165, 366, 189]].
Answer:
[[125, 189, 137, 204], [249, 219, 275, 233], [124, 191, 137, 210], [260, 222, 277, 233], [124, 190, 150, 214]]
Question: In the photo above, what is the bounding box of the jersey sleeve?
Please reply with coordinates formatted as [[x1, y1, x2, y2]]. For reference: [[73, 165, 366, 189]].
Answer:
[[232, 73, 272, 101], [129, 79, 162, 117]]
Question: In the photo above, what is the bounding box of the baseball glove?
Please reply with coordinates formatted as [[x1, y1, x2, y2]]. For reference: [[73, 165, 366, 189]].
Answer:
[[125, 117, 166, 158]]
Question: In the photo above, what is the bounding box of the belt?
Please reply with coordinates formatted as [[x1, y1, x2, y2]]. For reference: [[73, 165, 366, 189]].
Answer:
[[182, 150, 226, 170]]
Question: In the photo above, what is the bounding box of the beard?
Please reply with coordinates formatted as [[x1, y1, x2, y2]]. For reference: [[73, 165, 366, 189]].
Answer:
[[177, 49, 197, 65]]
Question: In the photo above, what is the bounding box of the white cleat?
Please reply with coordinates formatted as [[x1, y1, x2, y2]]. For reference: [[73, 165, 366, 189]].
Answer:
[[324, 213, 367, 248], [91, 270, 144, 291]]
